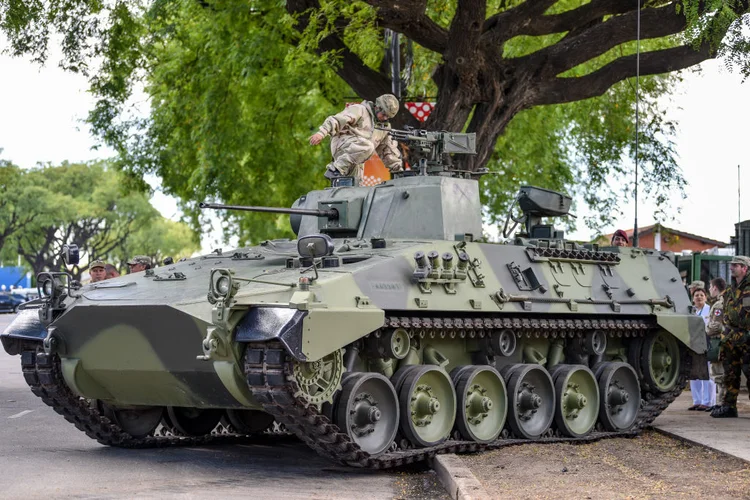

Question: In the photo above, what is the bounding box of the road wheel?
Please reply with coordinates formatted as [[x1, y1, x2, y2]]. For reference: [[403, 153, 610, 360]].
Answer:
[[454, 366, 507, 443], [398, 365, 456, 447], [552, 365, 599, 438], [164, 407, 223, 436], [505, 364, 555, 439], [335, 372, 399, 456], [100, 403, 163, 438], [640, 331, 680, 392], [597, 362, 641, 431]]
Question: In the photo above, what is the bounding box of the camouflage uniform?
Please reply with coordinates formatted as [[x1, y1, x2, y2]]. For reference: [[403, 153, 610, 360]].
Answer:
[[317, 100, 402, 182], [706, 292, 726, 404], [720, 274, 750, 408]]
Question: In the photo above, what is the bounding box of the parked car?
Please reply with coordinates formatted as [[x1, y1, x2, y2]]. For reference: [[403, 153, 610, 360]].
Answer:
[[0, 293, 26, 313], [11, 288, 39, 301]]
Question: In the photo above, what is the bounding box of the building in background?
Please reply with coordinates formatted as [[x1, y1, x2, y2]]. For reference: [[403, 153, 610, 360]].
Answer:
[[599, 224, 729, 253]]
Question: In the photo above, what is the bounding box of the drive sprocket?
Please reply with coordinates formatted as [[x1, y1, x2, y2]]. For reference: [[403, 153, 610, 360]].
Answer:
[[290, 349, 344, 406]]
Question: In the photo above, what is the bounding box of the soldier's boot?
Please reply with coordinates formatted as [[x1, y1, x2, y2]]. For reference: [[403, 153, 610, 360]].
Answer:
[[324, 162, 356, 180], [324, 163, 343, 180], [324, 167, 342, 180], [710, 405, 738, 418]]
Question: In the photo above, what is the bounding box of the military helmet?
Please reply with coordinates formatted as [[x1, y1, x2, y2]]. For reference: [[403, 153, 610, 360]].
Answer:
[[90, 259, 106, 270], [127, 255, 151, 266], [689, 280, 706, 290], [375, 94, 399, 119]]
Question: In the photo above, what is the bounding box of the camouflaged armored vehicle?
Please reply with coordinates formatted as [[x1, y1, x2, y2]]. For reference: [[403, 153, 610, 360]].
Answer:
[[1, 129, 707, 468]]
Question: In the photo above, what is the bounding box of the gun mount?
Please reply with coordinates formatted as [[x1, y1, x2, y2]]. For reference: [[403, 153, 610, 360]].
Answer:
[[379, 126, 480, 177]]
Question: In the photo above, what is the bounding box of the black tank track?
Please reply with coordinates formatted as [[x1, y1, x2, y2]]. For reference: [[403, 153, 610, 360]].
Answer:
[[19, 350, 278, 448], [245, 315, 692, 469]]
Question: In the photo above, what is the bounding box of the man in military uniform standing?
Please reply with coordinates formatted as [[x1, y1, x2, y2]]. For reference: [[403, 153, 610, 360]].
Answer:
[[308, 94, 403, 184], [707, 277, 727, 412], [712, 255, 750, 418]]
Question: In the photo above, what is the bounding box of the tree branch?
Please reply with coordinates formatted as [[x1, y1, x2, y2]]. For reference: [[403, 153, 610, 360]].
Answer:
[[515, 0, 636, 37], [482, 0, 563, 46], [529, 4, 687, 77], [364, 0, 449, 52], [286, 0, 390, 100], [533, 43, 714, 105]]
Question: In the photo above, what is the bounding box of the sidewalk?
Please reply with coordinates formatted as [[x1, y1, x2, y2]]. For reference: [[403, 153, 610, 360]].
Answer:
[[438, 389, 750, 499], [651, 388, 750, 462]]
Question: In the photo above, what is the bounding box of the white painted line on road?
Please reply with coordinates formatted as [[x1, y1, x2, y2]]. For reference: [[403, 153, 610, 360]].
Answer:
[[8, 410, 33, 419]]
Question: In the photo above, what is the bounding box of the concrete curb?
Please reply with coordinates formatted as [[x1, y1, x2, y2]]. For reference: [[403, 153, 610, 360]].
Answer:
[[651, 426, 750, 464], [432, 454, 492, 500]]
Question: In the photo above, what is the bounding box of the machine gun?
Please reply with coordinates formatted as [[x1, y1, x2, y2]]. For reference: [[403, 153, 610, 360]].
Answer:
[[378, 126, 479, 177]]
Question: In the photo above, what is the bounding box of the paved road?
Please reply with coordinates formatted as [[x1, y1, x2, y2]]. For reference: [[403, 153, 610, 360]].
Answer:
[[0, 313, 447, 499]]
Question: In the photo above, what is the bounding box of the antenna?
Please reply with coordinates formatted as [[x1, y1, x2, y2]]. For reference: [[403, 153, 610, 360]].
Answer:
[[632, 0, 641, 248], [390, 30, 401, 98], [739, 164, 742, 223]]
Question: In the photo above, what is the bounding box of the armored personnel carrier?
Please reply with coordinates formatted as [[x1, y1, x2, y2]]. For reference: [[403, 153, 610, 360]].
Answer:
[[1, 129, 707, 468]]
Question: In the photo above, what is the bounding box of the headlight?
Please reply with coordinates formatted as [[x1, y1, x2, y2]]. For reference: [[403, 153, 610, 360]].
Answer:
[[209, 268, 238, 304], [216, 276, 230, 295], [42, 279, 53, 297]]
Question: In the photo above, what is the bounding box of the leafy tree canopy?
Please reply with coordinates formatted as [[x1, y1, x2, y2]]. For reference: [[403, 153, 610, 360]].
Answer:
[[0, 158, 200, 278], [2, 0, 748, 242]]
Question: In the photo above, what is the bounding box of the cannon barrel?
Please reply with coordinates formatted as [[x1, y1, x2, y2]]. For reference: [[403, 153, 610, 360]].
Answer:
[[199, 202, 338, 219]]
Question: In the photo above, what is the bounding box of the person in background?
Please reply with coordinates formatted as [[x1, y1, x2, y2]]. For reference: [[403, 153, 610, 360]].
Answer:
[[707, 277, 727, 413], [89, 260, 107, 283], [712, 255, 750, 418], [611, 229, 629, 247], [127, 255, 152, 274], [104, 264, 120, 279], [688, 280, 706, 298], [688, 287, 714, 411]]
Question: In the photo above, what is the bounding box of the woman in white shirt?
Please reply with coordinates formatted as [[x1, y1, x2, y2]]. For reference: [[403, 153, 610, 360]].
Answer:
[[688, 288, 714, 411]]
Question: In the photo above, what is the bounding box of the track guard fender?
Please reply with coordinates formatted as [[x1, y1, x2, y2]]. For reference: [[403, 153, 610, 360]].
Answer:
[[235, 307, 308, 361], [1, 308, 47, 355]]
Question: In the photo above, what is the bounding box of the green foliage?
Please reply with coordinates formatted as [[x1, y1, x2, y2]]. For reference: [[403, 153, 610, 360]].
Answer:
[[2, 0, 748, 241], [115, 217, 200, 270], [104, 0, 353, 245], [0, 158, 199, 278]]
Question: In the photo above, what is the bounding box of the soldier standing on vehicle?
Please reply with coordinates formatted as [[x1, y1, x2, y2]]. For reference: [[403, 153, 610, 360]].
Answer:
[[308, 94, 403, 183], [707, 277, 727, 412], [127, 255, 152, 274], [712, 255, 750, 418]]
